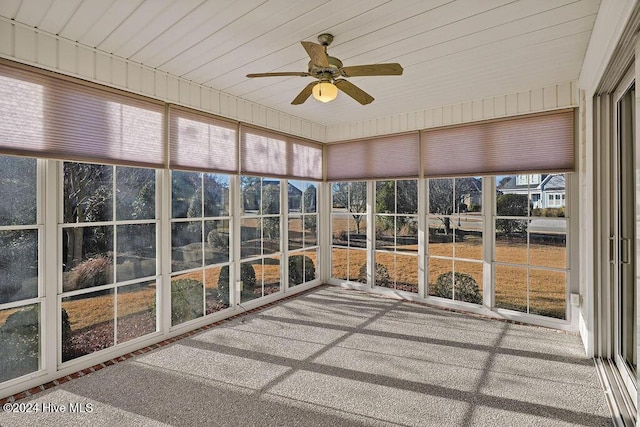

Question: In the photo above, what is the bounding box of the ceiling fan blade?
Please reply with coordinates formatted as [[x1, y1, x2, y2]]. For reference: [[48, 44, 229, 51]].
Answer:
[[247, 72, 309, 78], [334, 79, 374, 105], [291, 82, 317, 105], [301, 41, 329, 67], [340, 63, 403, 77]]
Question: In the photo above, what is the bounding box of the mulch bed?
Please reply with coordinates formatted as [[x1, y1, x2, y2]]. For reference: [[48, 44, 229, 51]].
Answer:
[[64, 311, 155, 362], [64, 300, 236, 362]]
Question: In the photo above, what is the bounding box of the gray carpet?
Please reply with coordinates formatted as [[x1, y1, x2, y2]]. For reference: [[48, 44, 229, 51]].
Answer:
[[0, 286, 612, 426]]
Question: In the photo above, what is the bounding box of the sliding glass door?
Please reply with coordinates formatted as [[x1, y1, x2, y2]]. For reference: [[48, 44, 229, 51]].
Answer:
[[612, 73, 637, 402]]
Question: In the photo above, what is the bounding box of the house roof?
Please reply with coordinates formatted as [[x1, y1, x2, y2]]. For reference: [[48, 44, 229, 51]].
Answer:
[[263, 180, 303, 195], [540, 174, 566, 191], [497, 174, 566, 192], [497, 175, 544, 191]]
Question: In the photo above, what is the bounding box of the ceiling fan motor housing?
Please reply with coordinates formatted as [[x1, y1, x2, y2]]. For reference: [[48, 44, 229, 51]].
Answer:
[[308, 56, 343, 81]]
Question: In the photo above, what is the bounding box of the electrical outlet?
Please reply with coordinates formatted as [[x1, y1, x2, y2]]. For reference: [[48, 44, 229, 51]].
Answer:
[[570, 293, 580, 306]]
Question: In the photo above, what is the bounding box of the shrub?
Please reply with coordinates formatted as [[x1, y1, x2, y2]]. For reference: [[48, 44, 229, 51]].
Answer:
[[66, 255, 112, 291], [61, 308, 73, 362], [468, 203, 481, 213], [431, 271, 482, 304], [289, 255, 316, 287], [0, 232, 37, 304], [171, 279, 203, 326], [358, 262, 391, 286], [531, 207, 565, 218], [217, 263, 257, 305], [0, 305, 39, 382], [496, 194, 529, 235]]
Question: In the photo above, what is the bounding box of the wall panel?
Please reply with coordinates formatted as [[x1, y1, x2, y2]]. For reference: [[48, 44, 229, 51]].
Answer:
[[0, 19, 319, 141]]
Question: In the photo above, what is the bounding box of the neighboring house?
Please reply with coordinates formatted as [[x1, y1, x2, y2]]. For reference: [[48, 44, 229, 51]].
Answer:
[[539, 174, 566, 208], [497, 174, 565, 209], [283, 181, 304, 211], [458, 177, 482, 211], [243, 180, 304, 212]]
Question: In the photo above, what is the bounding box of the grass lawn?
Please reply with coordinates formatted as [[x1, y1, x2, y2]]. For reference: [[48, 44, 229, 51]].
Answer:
[[0, 219, 566, 334], [61, 284, 156, 332]]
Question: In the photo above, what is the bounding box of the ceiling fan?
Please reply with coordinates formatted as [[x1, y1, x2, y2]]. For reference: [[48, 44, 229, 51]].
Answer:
[[246, 33, 403, 105]]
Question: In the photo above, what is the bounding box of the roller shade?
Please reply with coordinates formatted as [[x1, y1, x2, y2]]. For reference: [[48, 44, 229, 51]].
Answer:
[[0, 61, 164, 167], [326, 132, 420, 181], [241, 126, 322, 180], [421, 109, 575, 177], [169, 106, 238, 173]]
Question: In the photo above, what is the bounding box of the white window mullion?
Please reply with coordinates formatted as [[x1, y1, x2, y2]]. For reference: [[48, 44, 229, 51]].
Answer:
[[283, 179, 289, 292], [160, 168, 172, 334], [44, 159, 58, 372], [366, 181, 375, 290], [112, 166, 118, 344], [232, 175, 241, 308], [483, 176, 495, 309], [320, 181, 331, 283], [418, 178, 427, 298]]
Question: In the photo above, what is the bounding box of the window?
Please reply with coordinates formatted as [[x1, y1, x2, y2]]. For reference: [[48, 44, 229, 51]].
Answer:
[[288, 181, 318, 287], [0, 155, 40, 382], [494, 174, 568, 319], [427, 177, 484, 304], [60, 162, 158, 361], [240, 176, 281, 302], [171, 171, 231, 326], [331, 182, 367, 283], [547, 193, 564, 208], [516, 174, 540, 186], [375, 180, 418, 293]]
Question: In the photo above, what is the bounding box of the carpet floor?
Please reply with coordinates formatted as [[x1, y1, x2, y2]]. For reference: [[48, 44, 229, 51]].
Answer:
[[0, 286, 612, 426]]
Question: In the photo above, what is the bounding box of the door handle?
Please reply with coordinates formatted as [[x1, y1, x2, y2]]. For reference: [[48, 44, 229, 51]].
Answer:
[[621, 237, 631, 265]]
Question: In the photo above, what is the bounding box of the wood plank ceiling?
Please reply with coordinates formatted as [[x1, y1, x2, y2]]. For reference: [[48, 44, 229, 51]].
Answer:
[[0, 0, 600, 127]]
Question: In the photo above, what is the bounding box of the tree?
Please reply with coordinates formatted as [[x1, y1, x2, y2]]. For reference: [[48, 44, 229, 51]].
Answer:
[[241, 176, 261, 212], [204, 173, 229, 217], [375, 180, 418, 233], [0, 156, 36, 225], [172, 171, 200, 218], [262, 181, 280, 240], [303, 184, 317, 213], [116, 167, 155, 220], [0, 157, 38, 303], [429, 178, 480, 235], [63, 163, 112, 269], [396, 180, 418, 214], [332, 182, 367, 234]]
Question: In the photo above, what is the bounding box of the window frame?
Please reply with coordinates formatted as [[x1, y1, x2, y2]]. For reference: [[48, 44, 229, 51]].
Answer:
[[169, 170, 233, 326], [492, 173, 571, 320], [286, 180, 320, 289], [58, 161, 161, 364], [0, 155, 43, 384]]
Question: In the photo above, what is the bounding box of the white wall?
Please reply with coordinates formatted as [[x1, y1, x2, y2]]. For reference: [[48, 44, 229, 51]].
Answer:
[[0, 17, 325, 143], [576, 0, 638, 357], [0, 15, 582, 146], [325, 83, 577, 142]]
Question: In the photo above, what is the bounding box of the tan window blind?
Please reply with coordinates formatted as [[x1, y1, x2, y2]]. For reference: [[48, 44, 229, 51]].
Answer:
[[326, 132, 420, 181], [169, 106, 238, 173], [0, 62, 165, 167], [240, 126, 322, 180], [421, 109, 575, 177]]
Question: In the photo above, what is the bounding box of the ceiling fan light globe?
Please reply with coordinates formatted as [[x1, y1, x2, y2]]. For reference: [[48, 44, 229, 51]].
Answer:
[[312, 82, 338, 102]]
